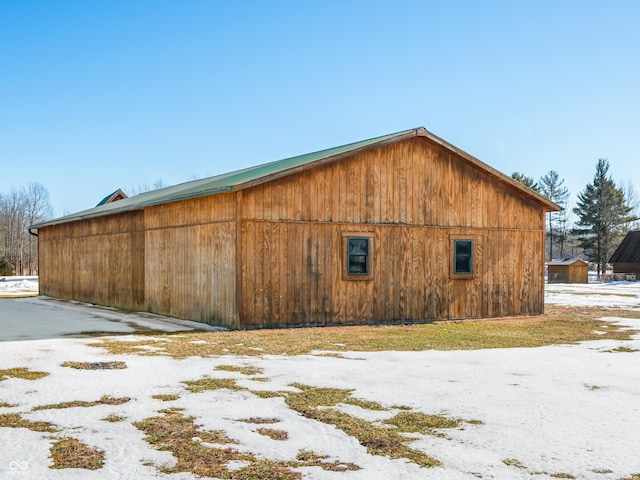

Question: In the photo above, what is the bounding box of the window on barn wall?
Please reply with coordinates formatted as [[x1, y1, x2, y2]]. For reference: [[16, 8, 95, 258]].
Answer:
[[450, 235, 476, 279], [342, 232, 374, 280]]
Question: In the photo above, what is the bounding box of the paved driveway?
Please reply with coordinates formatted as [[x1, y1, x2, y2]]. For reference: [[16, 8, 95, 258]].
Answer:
[[0, 296, 217, 342]]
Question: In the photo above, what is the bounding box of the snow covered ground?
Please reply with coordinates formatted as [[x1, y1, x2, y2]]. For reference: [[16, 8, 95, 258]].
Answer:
[[0, 276, 38, 298], [0, 279, 639, 479]]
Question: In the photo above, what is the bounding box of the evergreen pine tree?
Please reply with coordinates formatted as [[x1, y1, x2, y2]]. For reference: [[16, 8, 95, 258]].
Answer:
[[511, 172, 540, 192], [573, 159, 637, 278], [539, 170, 569, 261]]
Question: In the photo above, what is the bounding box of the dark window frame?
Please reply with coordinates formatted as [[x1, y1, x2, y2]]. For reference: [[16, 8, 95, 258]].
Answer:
[[450, 235, 476, 279], [342, 232, 374, 281]]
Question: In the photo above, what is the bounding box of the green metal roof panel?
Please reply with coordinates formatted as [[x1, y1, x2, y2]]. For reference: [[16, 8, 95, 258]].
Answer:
[[31, 128, 419, 229]]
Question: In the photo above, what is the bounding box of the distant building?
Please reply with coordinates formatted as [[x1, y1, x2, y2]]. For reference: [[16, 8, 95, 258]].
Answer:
[[30, 127, 559, 329], [96, 189, 128, 206], [609, 230, 640, 278], [547, 259, 589, 284]]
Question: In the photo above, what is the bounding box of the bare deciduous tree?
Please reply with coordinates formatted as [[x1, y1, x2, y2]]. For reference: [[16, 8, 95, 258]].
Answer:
[[0, 182, 53, 275]]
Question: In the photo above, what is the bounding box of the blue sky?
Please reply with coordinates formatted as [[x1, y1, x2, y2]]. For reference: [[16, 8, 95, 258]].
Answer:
[[1, 1, 638, 217]]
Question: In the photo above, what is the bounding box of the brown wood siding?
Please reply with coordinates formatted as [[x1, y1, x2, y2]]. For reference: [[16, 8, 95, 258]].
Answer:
[[548, 262, 589, 283], [238, 136, 547, 327], [144, 222, 236, 327], [241, 138, 545, 231], [38, 211, 145, 310], [38, 136, 549, 328], [612, 263, 640, 275], [239, 222, 544, 328], [38, 194, 238, 327]]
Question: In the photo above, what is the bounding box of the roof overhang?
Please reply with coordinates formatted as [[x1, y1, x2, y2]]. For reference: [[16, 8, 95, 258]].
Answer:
[[30, 126, 560, 231]]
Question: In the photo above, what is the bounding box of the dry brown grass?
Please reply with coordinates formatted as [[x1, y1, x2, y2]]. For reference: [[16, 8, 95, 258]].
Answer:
[[90, 305, 639, 359], [61, 361, 126, 370], [0, 413, 57, 432], [239, 417, 281, 424], [291, 450, 360, 472], [49, 437, 104, 470], [0, 367, 49, 381], [102, 414, 125, 422], [151, 393, 180, 401], [135, 410, 361, 478], [182, 377, 241, 393], [215, 364, 263, 376], [33, 395, 130, 411], [256, 428, 288, 440], [133, 410, 301, 479]]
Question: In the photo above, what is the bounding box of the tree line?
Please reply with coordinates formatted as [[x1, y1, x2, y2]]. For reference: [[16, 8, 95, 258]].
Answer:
[[512, 159, 639, 278], [0, 182, 53, 275], [1, 164, 637, 280]]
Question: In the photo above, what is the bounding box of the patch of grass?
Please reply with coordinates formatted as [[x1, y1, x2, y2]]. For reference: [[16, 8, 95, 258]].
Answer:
[[304, 408, 440, 468], [585, 384, 603, 391], [620, 475, 640, 480], [285, 383, 353, 412], [249, 390, 286, 399], [102, 414, 125, 422], [133, 411, 301, 479], [239, 417, 280, 424], [182, 377, 241, 393], [0, 401, 16, 408], [0, 413, 57, 432], [605, 346, 639, 353], [61, 361, 126, 370], [551, 474, 576, 479], [344, 398, 387, 411], [249, 376, 270, 382], [33, 395, 130, 411], [292, 450, 360, 472], [0, 367, 49, 381], [273, 384, 440, 468], [151, 393, 180, 401], [215, 365, 263, 376], [90, 305, 640, 358], [49, 437, 104, 470], [503, 457, 527, 469], [256, 428, 288, 441], [383, 411, 461, 435]]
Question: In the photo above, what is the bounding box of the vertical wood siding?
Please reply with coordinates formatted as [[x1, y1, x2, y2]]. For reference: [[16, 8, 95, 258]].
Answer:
[[239, 137, 547, 327], [38, 212, 145, 310], [39, 194, 238, 327], [38, 136, 549, 328]]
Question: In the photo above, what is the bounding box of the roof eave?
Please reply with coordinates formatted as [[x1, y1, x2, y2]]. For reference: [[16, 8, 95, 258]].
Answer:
[[30, 185, 234, 230]]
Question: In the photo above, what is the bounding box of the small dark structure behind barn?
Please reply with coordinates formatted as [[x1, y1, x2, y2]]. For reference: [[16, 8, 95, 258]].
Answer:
[[547, 259, 589, 284], [609, 230, 640, 277], [31, 127, 559, 329]]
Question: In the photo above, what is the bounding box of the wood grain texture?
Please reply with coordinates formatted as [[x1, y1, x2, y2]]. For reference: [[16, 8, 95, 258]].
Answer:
[[38, 136, 550, 328]]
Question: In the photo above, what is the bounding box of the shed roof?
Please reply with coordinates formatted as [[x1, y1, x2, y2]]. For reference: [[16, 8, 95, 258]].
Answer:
[[609, 230, 640, 264], [547, 259, 588, 266], [31, 126, 560, 230]]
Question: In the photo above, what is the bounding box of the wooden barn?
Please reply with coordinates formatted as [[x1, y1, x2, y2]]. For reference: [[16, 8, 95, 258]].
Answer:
[[609, 230, 640, 277], [547, 259, 589, 284], [30, 127, 559, 329]]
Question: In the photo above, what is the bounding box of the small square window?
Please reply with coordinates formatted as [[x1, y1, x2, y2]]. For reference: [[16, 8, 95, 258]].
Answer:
[[347, 237, 370, 275], [450, 236, 476, 279], [342, 232, 374, 281], [454, 239, 473, 274]]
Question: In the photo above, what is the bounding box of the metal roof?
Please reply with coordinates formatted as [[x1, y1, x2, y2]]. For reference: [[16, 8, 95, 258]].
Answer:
[[609, 230, 640, 264], [31, 126, 560, 230]]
